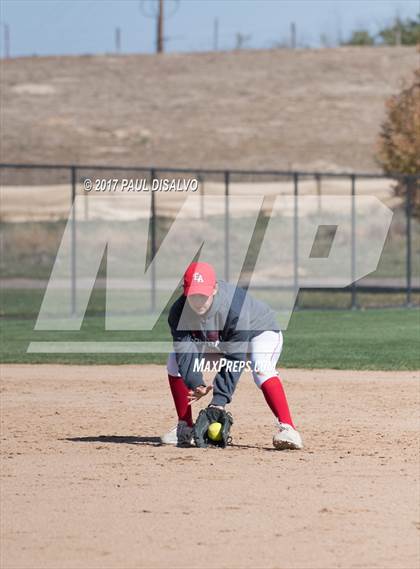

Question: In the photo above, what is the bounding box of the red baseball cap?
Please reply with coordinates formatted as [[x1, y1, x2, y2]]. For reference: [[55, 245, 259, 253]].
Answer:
[[183, 262, 216, 297]]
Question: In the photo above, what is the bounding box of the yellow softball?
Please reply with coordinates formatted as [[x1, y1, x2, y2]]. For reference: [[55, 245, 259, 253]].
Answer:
[[207, 422, 223, 442]]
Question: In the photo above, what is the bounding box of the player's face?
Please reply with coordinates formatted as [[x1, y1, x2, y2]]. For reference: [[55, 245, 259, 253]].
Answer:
[[187, 286, 217, 315], [187, 294, 213, 315]]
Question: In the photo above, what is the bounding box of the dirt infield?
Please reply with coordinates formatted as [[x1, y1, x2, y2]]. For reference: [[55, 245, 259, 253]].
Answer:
[[1, 365, 419, 569]]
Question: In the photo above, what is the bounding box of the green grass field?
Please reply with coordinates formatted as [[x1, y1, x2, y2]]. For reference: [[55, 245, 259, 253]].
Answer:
[[1, 287, 419, 369]]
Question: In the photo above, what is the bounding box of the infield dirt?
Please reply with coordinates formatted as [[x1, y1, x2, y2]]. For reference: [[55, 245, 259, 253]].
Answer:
[[1, 364, 419, 569]]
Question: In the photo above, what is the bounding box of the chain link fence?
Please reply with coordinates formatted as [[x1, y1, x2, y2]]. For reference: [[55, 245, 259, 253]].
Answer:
[[1, 163, 419, 320]]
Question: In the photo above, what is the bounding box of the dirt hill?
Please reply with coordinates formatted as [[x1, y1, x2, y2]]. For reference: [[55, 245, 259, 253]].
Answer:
[[0, 47, 417, 172]]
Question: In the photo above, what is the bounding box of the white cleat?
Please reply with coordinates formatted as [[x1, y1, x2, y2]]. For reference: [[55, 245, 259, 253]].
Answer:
[[273, 421, 303, 450], [160, 420, 194, 447]]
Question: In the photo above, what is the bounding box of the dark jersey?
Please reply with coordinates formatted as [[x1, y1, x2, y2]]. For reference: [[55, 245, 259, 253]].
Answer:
[[168, 280, 279, 403]]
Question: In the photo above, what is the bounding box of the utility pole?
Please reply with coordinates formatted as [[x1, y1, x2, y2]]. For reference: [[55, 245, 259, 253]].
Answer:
[[235, 32, 251, 50], [213, 17, 219, 51], [140, 0, 178, 54], [140, 0, 179, 53], [290, 21, 296, 48], [115, 26, 121, 54], [395, 16, 402, 46], [335, 11, 342, 46], [3, 23, 10, 59], [157, 0, 164, 53]]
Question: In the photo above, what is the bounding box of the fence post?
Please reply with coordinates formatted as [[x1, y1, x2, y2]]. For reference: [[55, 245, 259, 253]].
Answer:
[[405, 176, 412, 307], [293, 172, 299, 309], [350, 174, 357, 310], [70, 166, 77, 316], [224, 171, 230, 282], [150, 168, 157, 312], [315, 173, 322, 214], [199, 173, 205, 220]]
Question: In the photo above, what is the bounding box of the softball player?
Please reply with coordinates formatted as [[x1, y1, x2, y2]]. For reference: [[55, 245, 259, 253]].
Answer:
[[161, 261, 303, 450]]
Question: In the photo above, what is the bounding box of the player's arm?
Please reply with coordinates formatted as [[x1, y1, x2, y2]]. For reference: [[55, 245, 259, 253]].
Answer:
[[170, 328, 213, 402], [168, 303, 210, 398]]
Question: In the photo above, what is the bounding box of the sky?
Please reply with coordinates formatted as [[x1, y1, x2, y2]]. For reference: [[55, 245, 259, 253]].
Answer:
[[0, 0, 418, 57]]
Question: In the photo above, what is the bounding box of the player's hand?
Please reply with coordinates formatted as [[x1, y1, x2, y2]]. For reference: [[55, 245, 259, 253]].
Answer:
[[188, 385, 212, 403]]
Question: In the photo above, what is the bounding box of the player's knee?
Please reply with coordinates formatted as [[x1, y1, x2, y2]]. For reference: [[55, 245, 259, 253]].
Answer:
[[253, 368, 278, 389]]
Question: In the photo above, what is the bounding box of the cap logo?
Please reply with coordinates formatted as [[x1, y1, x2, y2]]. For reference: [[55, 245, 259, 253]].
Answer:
[[193, 272, 204, 283]]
